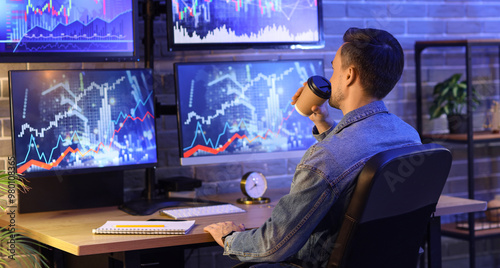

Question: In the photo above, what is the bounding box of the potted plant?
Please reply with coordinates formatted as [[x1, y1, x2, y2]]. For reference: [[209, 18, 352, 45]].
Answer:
[[428, 73, 480, 134], [0, 170, 48, 268]]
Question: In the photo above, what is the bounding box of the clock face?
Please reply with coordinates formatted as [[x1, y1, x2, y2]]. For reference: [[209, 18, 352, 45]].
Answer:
[[242, 172, 268, 199]]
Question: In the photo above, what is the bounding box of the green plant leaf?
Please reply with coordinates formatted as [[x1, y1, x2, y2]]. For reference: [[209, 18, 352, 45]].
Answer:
[[0, 171, 49, 268], [443, 105, 450, 115], [428, 73, 481, 120], [452, 84, 459, 98], [0, 231, 49, 268], [440, 86, 450, 96], [450, 73, 461, 84]]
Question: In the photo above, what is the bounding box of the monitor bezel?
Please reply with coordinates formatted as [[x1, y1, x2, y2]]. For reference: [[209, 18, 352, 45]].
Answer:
[[173, 59, 325, 166], [0, 0, 140, 63], [165, 0, 325, 51], [9, 68, 158, 178]]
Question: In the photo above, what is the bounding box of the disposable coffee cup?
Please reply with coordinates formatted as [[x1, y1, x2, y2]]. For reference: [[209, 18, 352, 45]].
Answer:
[[295, 75, 331, 116]]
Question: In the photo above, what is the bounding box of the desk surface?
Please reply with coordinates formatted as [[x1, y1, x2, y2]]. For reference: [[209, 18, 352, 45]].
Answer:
[[2, 188, 288, 256], [435, 195, 486, 217], [0, 189, 485, 257]]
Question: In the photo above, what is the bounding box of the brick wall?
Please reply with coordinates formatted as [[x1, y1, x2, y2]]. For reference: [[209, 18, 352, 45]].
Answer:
[[1, 1, 500, 266], [146, 0, 500, 202]]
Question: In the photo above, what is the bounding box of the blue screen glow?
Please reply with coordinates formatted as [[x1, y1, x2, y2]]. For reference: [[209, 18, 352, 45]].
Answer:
[[0, 0, 136, 60], [10, 69, 157, 176], [175, 59, 324, 165]]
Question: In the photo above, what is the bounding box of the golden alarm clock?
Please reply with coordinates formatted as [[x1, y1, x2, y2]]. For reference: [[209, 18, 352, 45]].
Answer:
[[237, 172, 270, 204]]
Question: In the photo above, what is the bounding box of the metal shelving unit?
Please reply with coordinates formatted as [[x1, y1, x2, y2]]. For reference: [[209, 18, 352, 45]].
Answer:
[[415, 39, 500, 268]]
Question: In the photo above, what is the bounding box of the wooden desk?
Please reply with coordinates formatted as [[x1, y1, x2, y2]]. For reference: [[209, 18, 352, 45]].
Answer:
[[435, 195, 486, 217], [2, 188, 289, 257], [0, 189, 486, 267]]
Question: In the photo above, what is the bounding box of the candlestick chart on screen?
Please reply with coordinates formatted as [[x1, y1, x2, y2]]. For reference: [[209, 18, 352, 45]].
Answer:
[[170, 0, 321, 44], [175, 60, 324, 162], [10, 69, 157, 175], [0, 0, 134, 53]]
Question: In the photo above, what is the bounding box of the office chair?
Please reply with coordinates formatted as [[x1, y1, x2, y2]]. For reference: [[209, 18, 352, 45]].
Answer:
[[328, 143, 452, 268]]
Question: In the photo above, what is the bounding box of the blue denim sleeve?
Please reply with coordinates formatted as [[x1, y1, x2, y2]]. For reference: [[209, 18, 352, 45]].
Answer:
[[312, 122, 336, 141], [222, 166, 338, 263]]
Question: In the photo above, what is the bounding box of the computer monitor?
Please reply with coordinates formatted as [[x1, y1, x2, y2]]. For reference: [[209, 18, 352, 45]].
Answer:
[[9, 68, 157, 178], [0, 0, 139, 62], [174, 59, 325, 166], [166, 0, 325, 51]]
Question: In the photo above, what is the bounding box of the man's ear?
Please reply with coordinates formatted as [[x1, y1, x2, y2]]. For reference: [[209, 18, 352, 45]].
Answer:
[[345, 66, 356, 87]]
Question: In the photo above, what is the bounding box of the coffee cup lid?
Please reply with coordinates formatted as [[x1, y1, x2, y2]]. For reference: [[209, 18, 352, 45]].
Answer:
[[307, 76, 331, 99]]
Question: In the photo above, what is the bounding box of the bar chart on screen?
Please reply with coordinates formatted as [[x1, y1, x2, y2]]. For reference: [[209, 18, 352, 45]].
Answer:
[[1, 0, 134, 53], [171, 0, 320, 44]]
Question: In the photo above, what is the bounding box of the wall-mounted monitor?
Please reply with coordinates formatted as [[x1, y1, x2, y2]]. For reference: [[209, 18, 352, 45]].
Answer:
[[9, 68, 157, 178], [166, 0, 325, 51], [0, 0, 139, 62], [174, 59, 325, 165]]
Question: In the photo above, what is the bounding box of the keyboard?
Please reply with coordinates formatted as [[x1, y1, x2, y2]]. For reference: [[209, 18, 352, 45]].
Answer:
[[160, 204, 246, 219]]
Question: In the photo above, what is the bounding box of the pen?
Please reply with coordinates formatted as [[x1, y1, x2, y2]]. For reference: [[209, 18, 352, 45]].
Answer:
[[148, 218, 187, 222], [114, 225, 165, 228]]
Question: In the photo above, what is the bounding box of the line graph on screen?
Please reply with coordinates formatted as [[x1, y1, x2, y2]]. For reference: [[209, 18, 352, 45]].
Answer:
[[11, 70, 157, 174], [1, 0, 134, 53], [182, 106, 296, 158], [176, 60, 324, 161]]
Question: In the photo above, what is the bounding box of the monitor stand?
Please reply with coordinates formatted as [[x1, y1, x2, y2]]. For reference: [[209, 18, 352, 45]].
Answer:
[[118, 168, 223, 215], [119, 197, 190, 216], [18, 171, 123, 213]]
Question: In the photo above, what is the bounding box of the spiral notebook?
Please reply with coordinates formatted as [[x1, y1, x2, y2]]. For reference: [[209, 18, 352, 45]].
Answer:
[[92, 220, 196, 235]]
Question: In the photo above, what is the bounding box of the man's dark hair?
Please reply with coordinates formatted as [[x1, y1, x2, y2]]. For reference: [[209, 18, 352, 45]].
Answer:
[[341, 27, 404, 99]]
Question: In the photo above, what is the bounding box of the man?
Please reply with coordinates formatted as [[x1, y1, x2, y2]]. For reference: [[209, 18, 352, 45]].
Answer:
[[204, 28, 421, 267]]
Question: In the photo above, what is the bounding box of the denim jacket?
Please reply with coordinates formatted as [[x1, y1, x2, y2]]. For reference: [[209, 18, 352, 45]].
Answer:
[[223, 101, 422, 267]]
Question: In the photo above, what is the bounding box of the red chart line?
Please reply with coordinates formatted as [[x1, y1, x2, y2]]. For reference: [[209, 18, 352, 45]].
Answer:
[[183, 108, 295, 158], [17, 111, 154, 174]]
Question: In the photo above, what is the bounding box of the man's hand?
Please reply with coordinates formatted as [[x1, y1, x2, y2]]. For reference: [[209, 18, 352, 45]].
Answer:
[[292, 82, 334, 134], [204, 221, 245, 247], [310, 102, 334, 134], [291, 82, 306, 106]]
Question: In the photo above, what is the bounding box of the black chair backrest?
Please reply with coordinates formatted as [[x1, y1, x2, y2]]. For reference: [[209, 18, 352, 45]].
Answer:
[[328, 143, 452, 268]]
